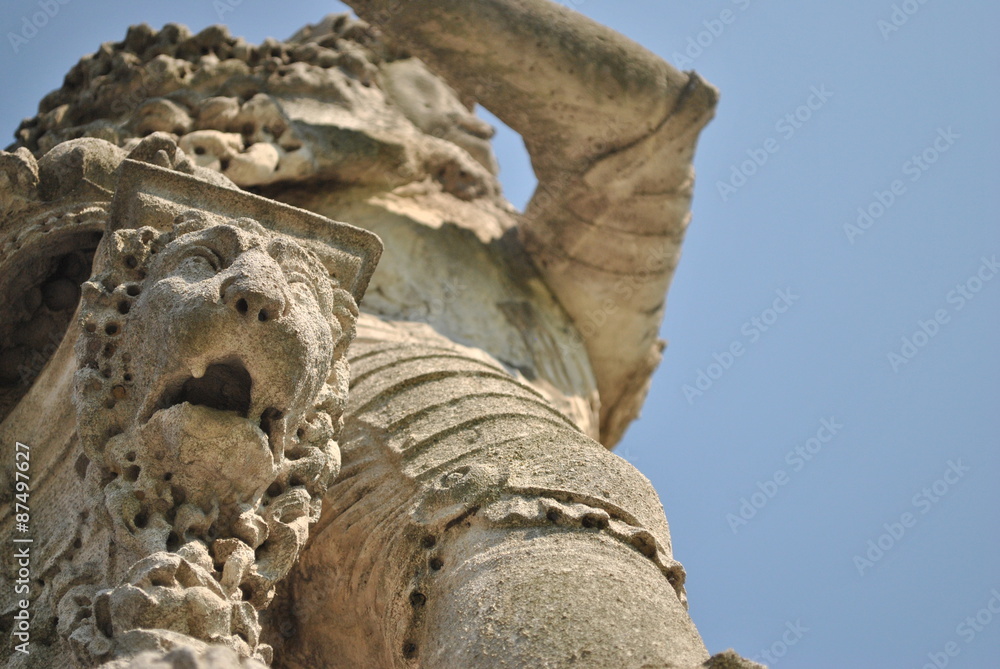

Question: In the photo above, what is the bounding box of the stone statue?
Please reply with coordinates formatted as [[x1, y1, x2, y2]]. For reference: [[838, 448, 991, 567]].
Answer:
[[0, 2, 761, 667]]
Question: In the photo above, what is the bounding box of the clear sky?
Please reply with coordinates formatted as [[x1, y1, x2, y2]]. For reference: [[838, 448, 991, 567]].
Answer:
[[2, 1, 997, 667]]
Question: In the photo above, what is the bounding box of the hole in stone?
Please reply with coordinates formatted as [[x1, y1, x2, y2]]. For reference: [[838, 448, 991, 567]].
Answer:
[[133, 511, 148, 529], [125, 451, 136, 462], [257, 309, 269, 322], [104, 322, 120, 336], [85, 322, 97, 333], [166, 532, 180, 551], [74, 453, 90, 480], [546, 509, 561, 523], [289, 475, 304, 488], [266, 482, 283, 498], [409, 591, 426, 607], [171, 486, 186, 505], [402, 642, 417, 659], [126, 284, 141, 297], [151, 576, 171, 587], [194, 146, 206, 155], [117, 300, 131, 315], [296, 427, 306, 440], [124, 373, 133, 382], [235, 298, 249, 314], [581, 515, 608, 530], [125, 255, 138, 269], [95, 595, 113, 637], [102, 343, 116, 358], [73, 538, 82, 549], [239, 584, 253, 601], [421, 535, 436, 549], [163, 472, 173, 481], [259, 407, 282, 441], [429, 557, 443, 571], [124, 465, 140, 482], [220, 158, 230, 171]]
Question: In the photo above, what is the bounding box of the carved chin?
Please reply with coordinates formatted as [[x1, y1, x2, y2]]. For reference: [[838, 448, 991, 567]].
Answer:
[[140, 402, 278, 507]]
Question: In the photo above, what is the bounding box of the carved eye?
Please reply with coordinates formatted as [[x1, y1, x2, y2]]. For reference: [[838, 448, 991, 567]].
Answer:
[[179, 246, 222, 273]]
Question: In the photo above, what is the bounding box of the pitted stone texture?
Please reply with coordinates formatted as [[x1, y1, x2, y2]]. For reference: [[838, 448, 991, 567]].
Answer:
[[10, 16, 498, 202], [99, 642, 269, 669], [58, 155, 376, 667], [0, 135, 238, 426], [7, 7, 714, 450], [0, 3, 758, 668]]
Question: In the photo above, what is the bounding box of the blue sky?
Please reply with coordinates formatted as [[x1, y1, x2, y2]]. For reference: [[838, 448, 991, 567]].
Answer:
[[2, 1, 997, 667]]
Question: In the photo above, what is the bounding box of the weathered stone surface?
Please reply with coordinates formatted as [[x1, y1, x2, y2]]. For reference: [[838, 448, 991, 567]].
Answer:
[[1, 137, 380, 667], [0, 2, 762, 667]]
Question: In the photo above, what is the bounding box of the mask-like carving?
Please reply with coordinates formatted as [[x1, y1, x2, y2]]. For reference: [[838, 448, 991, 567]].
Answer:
[[62, 159, 380, 666]]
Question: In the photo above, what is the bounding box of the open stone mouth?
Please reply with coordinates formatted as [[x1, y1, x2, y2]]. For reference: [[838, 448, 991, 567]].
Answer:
[[146, 359, 284, 444]]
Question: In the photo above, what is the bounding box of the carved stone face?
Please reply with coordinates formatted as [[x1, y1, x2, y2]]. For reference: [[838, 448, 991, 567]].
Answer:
[[74, 210, 358, 580], [59, 153, 377, 665], [130, 215, 339, 460]]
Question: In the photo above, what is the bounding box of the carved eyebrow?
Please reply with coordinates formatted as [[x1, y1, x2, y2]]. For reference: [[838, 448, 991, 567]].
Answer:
[[188, 244, 224, 269], [158, 239, 225, 273]]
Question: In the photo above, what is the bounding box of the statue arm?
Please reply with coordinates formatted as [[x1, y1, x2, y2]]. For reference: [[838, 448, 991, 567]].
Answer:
[[345, 0, 719, 445], [344, 0, 701, 174]]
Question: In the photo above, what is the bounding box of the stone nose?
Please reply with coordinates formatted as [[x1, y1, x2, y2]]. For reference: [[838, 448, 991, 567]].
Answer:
[[220, 260, 288, 323]]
